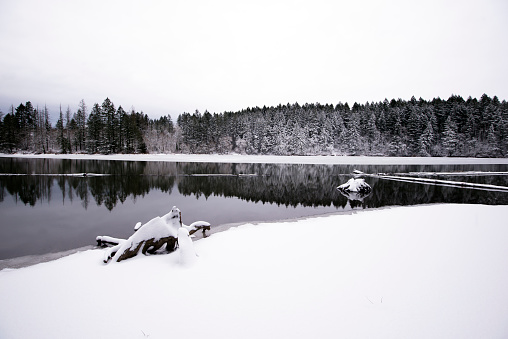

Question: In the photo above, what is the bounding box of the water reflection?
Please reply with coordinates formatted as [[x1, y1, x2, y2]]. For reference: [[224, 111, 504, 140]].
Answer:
[[1, 158, 508, 210]]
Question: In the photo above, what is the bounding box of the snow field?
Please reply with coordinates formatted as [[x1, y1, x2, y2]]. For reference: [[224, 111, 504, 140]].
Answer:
[[1, 204, 508, 339]]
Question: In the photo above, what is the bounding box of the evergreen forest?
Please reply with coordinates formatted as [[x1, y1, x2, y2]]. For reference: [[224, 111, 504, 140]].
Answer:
[[0, 94, 507, 157]]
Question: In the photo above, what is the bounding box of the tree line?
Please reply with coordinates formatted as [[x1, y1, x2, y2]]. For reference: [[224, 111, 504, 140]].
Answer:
[[0, 98, 175, 155], [0, 94, 507, 157], [176, 94, 508, 157]]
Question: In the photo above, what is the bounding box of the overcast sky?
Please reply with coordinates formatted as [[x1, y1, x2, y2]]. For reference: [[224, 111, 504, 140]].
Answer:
[[1, 0, 507, 120]]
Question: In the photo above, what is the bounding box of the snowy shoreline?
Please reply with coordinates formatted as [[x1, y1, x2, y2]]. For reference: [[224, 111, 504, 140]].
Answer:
[[0, 207, 373, 270], [1, 204, 507, 339], [2, 152, 508, 165]]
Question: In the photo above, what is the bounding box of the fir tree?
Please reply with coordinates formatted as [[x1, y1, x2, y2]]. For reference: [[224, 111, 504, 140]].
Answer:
[[56, 105, 67, 153], [442, 116, 459, 156]]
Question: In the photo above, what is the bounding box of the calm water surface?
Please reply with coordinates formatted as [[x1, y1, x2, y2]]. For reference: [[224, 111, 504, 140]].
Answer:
[[1, 157, 508, 260]]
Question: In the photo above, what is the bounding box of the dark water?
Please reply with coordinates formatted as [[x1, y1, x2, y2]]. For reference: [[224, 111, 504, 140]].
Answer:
[[1, 157, 508, 260]]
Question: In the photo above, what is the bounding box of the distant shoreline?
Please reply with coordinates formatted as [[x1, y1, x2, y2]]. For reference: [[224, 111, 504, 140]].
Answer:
[[2, 153, 508, 165]]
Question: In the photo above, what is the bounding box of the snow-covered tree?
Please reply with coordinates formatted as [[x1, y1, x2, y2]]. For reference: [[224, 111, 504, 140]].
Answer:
[[442, 116, 459, 156], [418, 121, 434, 156]]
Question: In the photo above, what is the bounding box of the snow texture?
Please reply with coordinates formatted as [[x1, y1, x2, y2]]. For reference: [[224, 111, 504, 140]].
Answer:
[[1, 204, 508, 339]]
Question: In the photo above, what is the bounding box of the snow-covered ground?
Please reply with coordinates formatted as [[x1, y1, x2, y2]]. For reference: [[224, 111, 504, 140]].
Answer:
[[1, 204, 507, 339], [3, 153, 508, 165]]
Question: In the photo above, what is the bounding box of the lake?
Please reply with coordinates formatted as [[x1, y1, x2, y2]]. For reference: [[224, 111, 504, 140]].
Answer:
[[1, 157, 508, 261]]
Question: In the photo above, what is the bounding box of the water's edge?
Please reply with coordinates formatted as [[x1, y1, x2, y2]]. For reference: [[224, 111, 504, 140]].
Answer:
[[0, 206, 396, 270]]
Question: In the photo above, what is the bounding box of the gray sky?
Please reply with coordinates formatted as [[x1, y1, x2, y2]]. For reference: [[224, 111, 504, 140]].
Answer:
[[1, 0, 507, 120]]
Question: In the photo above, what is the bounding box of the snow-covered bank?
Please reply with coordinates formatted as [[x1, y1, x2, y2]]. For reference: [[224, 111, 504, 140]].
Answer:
[[2, 153, 508, 165], [1, 204, 507, 339]]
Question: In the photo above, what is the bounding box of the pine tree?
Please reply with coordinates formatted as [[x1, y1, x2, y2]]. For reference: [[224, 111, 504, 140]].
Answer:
[[101, 98, 117, 153], [418, 121, 434, 156], [87, 103, 103, 153], [75, 99, 87, 152], [56, 105, 66, 153], [15, 102, 35, 150], [365, 112, 380, 152], [442, 116, 459, 156], [345, 113, 362, 154], [2, 105, 18, 152], [65, 106, 73, 153], [486, 124, 501, 157], [407, 108, 423, 155], [44, 105, 51, 152]]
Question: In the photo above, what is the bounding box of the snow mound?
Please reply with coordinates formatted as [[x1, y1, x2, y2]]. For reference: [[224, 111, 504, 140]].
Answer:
[[178, 227, 197, 266]]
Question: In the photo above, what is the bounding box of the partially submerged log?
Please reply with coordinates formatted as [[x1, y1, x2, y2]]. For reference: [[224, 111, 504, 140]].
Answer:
[[378, 175, 508, 192], [356, 169, 508, 193], [96, 206, 210, 263]]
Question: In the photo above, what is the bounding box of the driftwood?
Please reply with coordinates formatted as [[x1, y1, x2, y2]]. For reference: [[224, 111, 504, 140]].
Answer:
[[97, 236, 178, 263], [186, 221, 212, 235], [96, 206, 210, 263]]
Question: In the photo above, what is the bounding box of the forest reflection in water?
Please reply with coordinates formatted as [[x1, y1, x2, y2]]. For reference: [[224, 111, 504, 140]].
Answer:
[[0, 157, 508, 260], [1, 158, 508, 210]]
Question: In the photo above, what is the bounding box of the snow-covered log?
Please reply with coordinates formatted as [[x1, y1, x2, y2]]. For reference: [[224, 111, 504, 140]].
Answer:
[[96, 206, 210, 263], [96, 236, 125, 247], [186, 221, 211, 235]]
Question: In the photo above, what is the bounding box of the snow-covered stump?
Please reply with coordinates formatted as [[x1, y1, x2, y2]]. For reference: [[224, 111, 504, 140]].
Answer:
[[96, 206, 210, 264], [178, 227, 197, 266], [101, 211, 180, 263]]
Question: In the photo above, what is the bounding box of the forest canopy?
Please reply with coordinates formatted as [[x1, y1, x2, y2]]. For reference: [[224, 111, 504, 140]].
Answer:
[[0, 94, 507, 157]]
